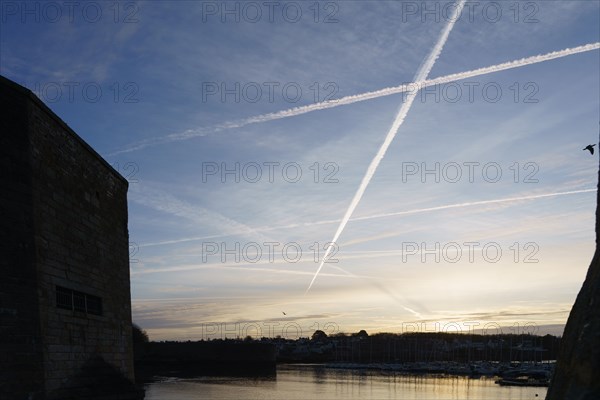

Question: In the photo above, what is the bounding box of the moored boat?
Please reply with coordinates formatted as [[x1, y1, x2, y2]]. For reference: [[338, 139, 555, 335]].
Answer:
[[495, 377, 549, 387]]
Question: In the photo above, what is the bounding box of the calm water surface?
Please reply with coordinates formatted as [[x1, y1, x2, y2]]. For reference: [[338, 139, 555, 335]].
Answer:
[[144, 364, 547, 399]]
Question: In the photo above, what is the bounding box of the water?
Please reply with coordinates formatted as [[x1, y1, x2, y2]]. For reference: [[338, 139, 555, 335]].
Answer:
[[144, 364, 547, 399]]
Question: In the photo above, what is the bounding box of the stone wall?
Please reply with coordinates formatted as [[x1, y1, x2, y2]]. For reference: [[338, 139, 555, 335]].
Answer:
[[0, 76, 139, 399], [546, 140, 600, 399]]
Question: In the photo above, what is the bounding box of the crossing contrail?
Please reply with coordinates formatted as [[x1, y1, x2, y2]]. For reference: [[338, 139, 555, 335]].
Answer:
[[109, 42, 599, 156], [305, 0, 467, 293]]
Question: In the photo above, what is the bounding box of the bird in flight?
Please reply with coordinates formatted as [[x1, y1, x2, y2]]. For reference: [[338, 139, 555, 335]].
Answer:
[[282, 311, 287, 315], [583, 144, 596, 155]]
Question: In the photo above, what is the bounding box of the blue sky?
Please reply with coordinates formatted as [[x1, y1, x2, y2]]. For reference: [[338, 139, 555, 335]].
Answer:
[[2, 1, 599, 340]]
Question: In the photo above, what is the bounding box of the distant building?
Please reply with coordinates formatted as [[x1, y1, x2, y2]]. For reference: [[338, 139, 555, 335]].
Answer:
[[0, 76, 141, 399]]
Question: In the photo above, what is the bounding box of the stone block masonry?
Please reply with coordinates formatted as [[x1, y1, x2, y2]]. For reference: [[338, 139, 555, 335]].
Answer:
[[0, 75, 142, 400]]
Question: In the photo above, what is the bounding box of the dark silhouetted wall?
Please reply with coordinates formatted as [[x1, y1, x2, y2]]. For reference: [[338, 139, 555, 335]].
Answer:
[[0, 76, 136, 399]]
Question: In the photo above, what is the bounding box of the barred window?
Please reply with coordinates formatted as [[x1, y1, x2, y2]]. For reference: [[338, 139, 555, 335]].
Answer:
[[56, 286, 72, 310], [55, 286, 103, 316]]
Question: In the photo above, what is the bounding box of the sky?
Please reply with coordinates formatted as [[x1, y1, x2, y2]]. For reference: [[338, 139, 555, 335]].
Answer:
[[1, 0, 599, 341]]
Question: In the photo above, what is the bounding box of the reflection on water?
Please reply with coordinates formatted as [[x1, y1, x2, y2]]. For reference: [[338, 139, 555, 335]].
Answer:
[[144, 364, 547, 399]]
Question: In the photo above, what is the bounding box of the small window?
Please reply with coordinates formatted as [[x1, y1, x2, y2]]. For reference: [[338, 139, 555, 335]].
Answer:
[[55, 286, 103, 316], [56, 286, 73, 310], [86, 294, 103, 316]]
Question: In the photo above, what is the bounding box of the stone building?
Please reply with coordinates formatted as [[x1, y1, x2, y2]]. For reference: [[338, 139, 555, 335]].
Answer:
[[0, 76, 141, 399]]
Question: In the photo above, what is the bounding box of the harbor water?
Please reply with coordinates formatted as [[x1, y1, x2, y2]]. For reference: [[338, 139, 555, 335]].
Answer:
[[144, 364, 547, 399]]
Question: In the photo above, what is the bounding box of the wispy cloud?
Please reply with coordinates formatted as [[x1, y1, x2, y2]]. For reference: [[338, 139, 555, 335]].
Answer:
[[130, 184, 275, 243]]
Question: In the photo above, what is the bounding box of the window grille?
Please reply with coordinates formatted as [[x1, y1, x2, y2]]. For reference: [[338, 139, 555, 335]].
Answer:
[[55, 285, 103, 316]]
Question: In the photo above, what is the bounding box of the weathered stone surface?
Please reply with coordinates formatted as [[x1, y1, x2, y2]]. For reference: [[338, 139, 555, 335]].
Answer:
[[1, 75, 141, 399], [546, 143, 600, 400]]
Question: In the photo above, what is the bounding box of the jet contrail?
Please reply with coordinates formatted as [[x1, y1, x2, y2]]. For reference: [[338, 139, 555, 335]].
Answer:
[[305, 0, 467, 293], [110, 42, 599, 156], [139, 187, 596, 248], [327, 262, 425, 317], [352, 188, 598, 222]]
